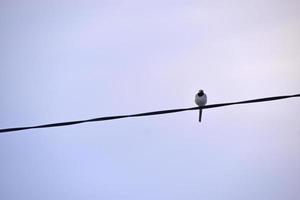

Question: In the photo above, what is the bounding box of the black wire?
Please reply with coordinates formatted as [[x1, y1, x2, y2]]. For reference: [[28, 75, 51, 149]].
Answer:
[[0, 93, 299, 133]]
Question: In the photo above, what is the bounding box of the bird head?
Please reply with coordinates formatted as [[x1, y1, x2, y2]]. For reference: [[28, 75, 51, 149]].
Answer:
[[198, 90, 204, 96]]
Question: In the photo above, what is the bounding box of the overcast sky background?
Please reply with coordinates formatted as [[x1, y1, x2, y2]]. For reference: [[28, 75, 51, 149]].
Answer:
[[0, 0, 300, 199]]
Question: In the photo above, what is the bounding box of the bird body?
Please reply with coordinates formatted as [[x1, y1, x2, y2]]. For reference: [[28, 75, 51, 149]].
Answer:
[[195, 90, 207, 106], [195, 90, 207, 122]]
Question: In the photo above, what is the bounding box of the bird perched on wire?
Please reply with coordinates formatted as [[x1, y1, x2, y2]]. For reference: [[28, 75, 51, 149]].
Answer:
[[195, 90, 207, 122]]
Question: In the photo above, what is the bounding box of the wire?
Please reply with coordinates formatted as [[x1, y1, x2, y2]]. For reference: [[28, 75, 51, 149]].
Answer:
[[0, 93, 299, 133]]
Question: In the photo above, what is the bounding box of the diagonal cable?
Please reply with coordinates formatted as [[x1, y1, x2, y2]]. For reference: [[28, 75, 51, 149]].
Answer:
[[0, 93, 299, 133]]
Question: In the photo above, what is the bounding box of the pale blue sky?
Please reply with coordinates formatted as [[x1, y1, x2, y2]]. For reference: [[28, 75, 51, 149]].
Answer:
[[0, 0, 300, 199]]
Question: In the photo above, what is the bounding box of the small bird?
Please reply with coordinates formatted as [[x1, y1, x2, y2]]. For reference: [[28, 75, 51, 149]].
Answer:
[[195, 90, 207, 122]]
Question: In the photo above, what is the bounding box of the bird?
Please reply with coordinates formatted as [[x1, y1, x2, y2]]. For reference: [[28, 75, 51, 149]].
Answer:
[[195, 90, 207, 122]]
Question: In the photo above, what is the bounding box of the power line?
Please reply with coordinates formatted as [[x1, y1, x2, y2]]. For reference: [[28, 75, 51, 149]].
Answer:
[[0, 93, 299, 133]]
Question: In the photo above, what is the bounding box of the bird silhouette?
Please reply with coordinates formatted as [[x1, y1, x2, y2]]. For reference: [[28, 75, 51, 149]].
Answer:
[[195, 90, 207, 122]]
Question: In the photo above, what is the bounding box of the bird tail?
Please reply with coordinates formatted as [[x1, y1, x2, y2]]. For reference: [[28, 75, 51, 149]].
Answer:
[[199, 109, 202, 122]]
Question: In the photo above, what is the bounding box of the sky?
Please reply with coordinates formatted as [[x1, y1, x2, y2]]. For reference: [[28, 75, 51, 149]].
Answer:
[[0, 0, 300, 199]]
